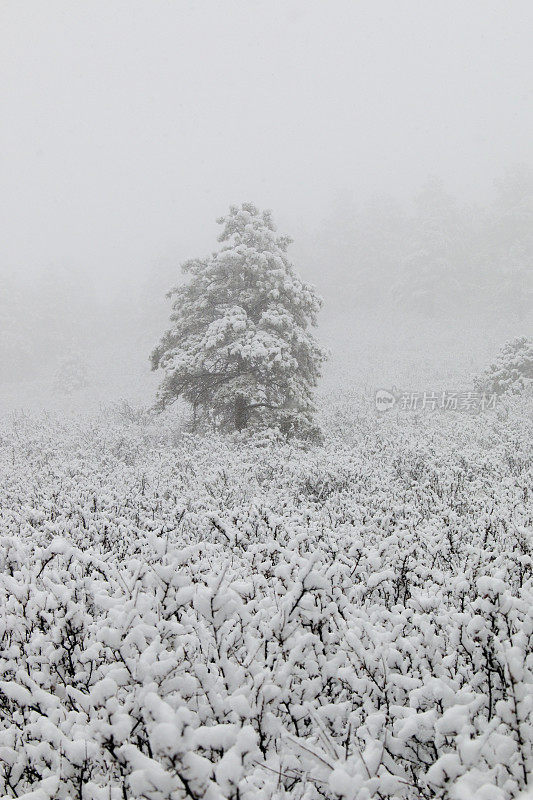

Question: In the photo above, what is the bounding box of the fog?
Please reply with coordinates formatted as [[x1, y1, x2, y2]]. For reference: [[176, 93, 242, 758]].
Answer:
[[1, 0, 532, 409]]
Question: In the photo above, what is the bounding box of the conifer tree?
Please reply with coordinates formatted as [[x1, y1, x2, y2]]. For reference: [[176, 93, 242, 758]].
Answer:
[[151, 203, 326, 434]]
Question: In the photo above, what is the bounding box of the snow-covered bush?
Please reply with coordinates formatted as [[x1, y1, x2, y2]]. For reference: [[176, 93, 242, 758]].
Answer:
[[475, 336, 533, 397], [0, 397, 531, 798]]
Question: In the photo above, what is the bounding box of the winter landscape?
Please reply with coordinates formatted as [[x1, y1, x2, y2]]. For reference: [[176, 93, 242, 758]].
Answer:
[[1, 2, 532, 799]]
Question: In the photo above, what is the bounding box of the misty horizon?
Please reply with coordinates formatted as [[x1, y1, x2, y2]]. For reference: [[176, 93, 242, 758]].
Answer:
[[1, 1, 532, 410]]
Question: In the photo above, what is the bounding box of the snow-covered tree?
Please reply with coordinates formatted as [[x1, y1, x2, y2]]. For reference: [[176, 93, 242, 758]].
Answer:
[[475, 336, 533, 396], [151, 203, 326, 435]]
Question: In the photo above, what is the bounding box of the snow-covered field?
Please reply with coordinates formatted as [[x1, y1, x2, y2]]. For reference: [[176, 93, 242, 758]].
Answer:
[[0, 396, 531, 799]]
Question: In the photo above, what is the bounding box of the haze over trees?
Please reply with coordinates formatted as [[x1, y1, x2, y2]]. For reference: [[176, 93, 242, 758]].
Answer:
[[150, 203, 326, 435], [0, 169, 531, 407], [311, 165, 533, 323]]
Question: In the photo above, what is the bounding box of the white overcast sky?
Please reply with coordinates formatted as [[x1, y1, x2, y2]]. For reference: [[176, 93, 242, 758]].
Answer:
[[1, 0, 532, 293]]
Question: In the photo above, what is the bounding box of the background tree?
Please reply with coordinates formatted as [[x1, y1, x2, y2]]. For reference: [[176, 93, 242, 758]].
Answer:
[[151, 203, 326, 435], [391, 178, 469, 317], [488, 165, 533, 318], [474, 336, 533, 396]]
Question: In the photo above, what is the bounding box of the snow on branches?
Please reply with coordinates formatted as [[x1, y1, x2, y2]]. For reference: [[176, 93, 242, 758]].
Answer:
[[0, 399, 531, 798], [150, 204, 326, 436]]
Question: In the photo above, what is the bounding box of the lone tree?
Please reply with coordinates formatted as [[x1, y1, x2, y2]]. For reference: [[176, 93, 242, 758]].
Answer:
[[151, 203, 326, 434]]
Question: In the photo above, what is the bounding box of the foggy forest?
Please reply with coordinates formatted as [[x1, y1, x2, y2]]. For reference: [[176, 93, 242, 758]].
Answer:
[[0, 3, 532, 799]]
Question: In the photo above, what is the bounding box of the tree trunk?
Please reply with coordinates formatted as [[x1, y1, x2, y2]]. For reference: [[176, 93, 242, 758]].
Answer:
[[234, 395, 247, 432]]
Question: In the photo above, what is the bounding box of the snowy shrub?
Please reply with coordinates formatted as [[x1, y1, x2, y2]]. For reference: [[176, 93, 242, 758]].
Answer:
[[475, 336, 533, 397], [0, 397, 531, 798]]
